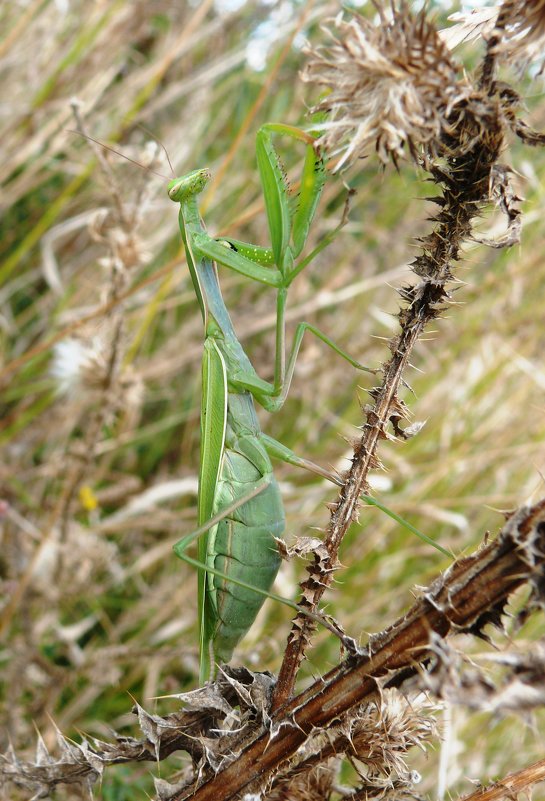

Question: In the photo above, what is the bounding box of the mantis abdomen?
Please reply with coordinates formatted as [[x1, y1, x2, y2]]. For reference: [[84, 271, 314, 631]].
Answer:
[[204, 390, 283, 666]]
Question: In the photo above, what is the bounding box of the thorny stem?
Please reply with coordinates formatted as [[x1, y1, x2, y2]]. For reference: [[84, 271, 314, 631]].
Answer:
[[456, 756, 545, 801], [54, 110, 131, 563], [272, 42, 505, 711], [56, 313, 125, 546], [479, 37, 498, 94]]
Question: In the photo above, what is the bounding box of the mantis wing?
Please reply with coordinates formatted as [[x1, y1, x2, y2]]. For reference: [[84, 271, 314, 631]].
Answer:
[[198, 337, 228, 680]]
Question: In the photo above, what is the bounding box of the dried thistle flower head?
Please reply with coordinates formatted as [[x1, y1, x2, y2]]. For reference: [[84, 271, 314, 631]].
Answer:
[[302, 5, 472, 168], [442, 1, 545, 71], [89, 210, 151, 272], [493, 0, 545, 68], [439, 8, 499, 51]]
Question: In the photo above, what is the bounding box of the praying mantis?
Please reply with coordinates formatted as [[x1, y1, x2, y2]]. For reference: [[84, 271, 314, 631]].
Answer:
[[170, 123, 373, 684]]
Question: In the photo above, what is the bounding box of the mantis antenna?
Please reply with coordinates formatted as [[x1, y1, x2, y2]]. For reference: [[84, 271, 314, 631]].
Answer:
[[66, 129, 171, 181]]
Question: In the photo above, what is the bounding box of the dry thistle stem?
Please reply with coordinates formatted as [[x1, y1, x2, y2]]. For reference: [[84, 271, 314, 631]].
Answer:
[[302, 4, 473, 168]]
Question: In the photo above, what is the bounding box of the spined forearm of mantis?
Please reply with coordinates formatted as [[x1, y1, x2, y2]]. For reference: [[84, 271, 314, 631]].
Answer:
[[168, 124, 444, 685]]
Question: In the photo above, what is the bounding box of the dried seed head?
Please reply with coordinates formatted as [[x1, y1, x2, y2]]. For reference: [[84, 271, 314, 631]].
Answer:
[[51, 335, 143, 423], [51, 337, 111, 397], [347, 692, 435, 785], [444, 2, 545, 70], [302, 5, 472, 169], [89, 210, 151, 272], [439, 8, 499, 51], [493, 0, 545, 68]]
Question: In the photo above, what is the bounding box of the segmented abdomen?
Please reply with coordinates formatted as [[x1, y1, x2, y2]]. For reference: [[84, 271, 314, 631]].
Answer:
[[206, 392, 284, 664]]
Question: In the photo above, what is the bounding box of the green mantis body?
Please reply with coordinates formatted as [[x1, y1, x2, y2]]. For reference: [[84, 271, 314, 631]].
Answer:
[[170, 125, 369, 683]]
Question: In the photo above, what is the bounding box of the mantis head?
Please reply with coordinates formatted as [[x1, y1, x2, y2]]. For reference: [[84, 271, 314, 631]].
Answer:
[[168, 168, 211, 202]]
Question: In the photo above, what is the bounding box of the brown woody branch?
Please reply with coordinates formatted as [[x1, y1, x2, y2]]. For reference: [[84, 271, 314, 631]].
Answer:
[[457, 756, 545, 801]]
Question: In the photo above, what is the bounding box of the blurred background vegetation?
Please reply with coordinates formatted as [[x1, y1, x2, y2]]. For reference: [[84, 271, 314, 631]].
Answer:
[[1, 1, 545, 798]]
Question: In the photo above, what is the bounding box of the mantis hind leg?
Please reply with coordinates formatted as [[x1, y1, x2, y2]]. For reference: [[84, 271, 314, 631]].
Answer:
[[260, 434, 452, 559]]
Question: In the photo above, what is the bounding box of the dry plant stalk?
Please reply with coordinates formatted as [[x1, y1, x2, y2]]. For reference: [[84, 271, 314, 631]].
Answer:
[[272, 0, 545, 709]]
